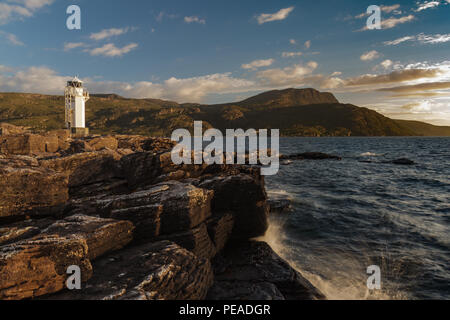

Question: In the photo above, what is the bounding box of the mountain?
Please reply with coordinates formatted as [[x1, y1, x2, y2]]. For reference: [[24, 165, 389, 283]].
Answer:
[[234, 88, 339, 109], [0, 89, 448, 137], [393, 120, 450, 137]]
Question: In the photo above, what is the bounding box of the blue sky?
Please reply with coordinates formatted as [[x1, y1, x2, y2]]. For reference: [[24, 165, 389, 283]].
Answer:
[[1, 0, 450, 125]]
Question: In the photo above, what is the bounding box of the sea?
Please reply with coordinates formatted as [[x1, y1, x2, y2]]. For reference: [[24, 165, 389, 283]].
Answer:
[[261, 137, 450, 300]]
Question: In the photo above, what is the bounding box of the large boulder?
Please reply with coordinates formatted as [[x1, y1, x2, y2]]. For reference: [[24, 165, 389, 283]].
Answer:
[[198, 173, 269, 240], [42, 214, 134, 260], [0, 161, 68, 218], [0, 235, 93, 300], [208, 241, 325, 300], [0, 123, 28, 136], [86, 136, 118, 151], [45, 241, 214, 300], [83, 181, 213, 240], [40, 149, 122, 188]]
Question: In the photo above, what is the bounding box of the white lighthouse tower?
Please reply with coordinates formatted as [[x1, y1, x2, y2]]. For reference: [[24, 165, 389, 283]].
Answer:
[[65, 77, 90, 137]]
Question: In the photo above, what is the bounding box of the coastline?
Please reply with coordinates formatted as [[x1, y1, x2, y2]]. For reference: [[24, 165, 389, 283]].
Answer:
[[0, 124, 324, 300]]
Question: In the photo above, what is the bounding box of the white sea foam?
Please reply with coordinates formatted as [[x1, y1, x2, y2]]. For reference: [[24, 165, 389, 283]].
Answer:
[[360, 152, 380, 157]]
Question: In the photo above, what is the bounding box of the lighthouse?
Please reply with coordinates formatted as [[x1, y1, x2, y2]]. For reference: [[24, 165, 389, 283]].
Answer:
[[65, 77, 90, 137]]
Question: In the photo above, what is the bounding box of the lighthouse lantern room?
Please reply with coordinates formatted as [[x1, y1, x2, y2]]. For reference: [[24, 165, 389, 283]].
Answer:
[[65, 77, 90, 137]]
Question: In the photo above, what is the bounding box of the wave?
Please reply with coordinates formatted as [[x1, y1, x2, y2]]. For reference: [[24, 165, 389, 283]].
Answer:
[[360, 152, 382, 157]]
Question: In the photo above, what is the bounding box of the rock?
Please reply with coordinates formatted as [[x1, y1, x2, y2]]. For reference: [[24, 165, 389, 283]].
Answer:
[[199, 173, 269, 240], [0, 219, 54, 246], [42, 214, 134, 260], [0, 235, 93, 300], [207, 281, 285, 300], [40, 150, 122, 189], [0, 163, 68, 218], [267, 191, 292, 214], [280, 152, 341, 161], [268, 198, 292, 214], [45, 241, 214, 300], [116, 136, 175, 153], [87, 136, 118, 151], [0, 215, 134, 260], [0, 123, 28, 136], [208, 241, 325, 300], [206, 212, 234, 253], [120, 151, 209, 189], [70, 181, 213, 240], [64, 140, 94, 154], [161, 223, 216, 260], [388, 158, 415, 165]]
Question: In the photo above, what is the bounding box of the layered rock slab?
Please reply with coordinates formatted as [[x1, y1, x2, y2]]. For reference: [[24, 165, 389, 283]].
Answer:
[[0, 215, 134, 299], [45, 241, 214, 300], [0, 235, 92, 300], [208, 241, 325, 300], [0, 159, 68, 218]]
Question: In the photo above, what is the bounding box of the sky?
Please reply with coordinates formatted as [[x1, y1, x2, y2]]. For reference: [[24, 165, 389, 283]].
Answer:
[[0, 0, 450, 125]]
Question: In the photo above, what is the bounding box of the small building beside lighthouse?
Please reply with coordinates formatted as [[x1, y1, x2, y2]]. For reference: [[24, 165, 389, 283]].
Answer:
[[65, 77, 90, 137]]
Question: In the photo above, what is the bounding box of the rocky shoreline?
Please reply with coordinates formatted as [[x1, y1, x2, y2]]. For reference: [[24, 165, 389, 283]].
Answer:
[[0, 124, 324, 300]]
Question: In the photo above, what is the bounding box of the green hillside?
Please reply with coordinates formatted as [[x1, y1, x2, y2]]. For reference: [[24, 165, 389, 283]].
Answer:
[[0, 89, 448, 137]]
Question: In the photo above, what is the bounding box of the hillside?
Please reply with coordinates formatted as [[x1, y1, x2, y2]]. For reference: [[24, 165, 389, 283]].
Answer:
[[394, 120, 450, 137], [0, 89, 448, 137]]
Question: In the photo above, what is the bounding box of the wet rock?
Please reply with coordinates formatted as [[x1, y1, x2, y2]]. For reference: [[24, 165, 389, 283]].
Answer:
[[387, 158, 415, 165], [0, 235, 93, 300], [45, 241, 214, 300], [199, 173, 269, 240], [268, 198, 292, 214], [206, 212, 234, 253], [209, 241, 325, 300], [207, 281, 285, 300], [280, 152, 341, 161]]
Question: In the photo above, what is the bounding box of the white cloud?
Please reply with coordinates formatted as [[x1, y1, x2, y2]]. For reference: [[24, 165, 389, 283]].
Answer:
[[381, 4, 402, 13], [355, 4, 402, 19], [184, 16, 206, 24], [384, 36, 416, 45], [380, 59, 394, 70], [90, 27, 132, 41], [415, 1, 440, 12], [88, 43, 138, 57], [385, 33, 450, 45], [241, 59, 275, 70], [360, 15, 415, 31], [256, 7, 294, 24], [0, 0, 53, 25], [360, 50, 380, 61], [0, 65, 256, 102], [0, 31, 24, 46], [304, 40, 311, 49], [155, 11, 178, 22], [256, 61, 319, 86], [282, 51, 303, 58], [63, 42, 86, 51]]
